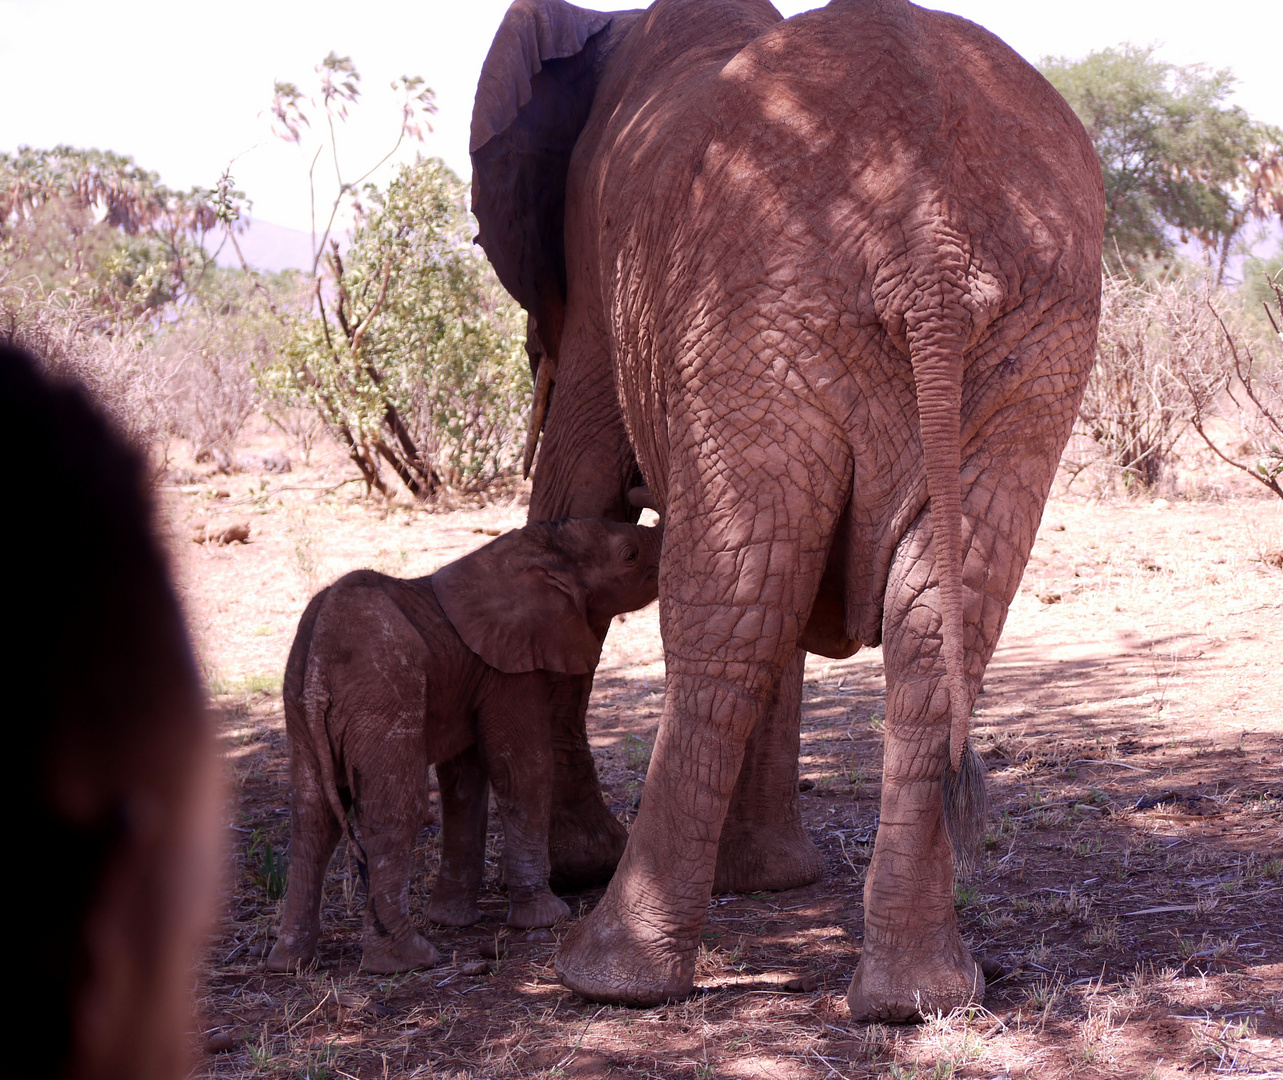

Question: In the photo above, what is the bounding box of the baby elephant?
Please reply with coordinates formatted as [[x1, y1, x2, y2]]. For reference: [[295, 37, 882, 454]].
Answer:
[[268, 518, 660, 974]]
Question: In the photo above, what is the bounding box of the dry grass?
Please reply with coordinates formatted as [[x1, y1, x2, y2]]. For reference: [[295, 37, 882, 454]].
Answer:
[[174, 421, 1283, 1079], [0, 281, 173, 454]]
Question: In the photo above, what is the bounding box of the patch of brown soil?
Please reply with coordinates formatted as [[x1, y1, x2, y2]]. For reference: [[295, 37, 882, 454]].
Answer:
[[181, 425, 1283, 1078]]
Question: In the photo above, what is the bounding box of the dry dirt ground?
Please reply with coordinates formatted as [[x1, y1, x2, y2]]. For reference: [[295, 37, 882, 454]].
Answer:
[[174, 422, 1283, 1079]]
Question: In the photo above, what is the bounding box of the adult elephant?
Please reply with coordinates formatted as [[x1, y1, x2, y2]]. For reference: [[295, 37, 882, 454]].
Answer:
[[471, 0, 1104, 1015]]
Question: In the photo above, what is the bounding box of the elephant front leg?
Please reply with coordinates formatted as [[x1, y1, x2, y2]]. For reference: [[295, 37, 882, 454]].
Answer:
[[545, 671, 629, 890], [479, 677, 572, 929], [526, 347, 638, 892], [714, 647, 822, 894]]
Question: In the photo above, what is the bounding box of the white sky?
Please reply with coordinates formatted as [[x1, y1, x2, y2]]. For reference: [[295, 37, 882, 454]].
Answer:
[[1, 0, 1280, 235]]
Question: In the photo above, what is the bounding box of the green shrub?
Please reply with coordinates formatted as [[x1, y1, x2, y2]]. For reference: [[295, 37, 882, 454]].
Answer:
[[266, 157, 530, 499]]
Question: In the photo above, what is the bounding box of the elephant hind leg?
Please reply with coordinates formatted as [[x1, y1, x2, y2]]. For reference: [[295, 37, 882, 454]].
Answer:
[[268, 748, 342, 971], [427, 747, 488, 927], [847, 519, 983, 1018], [714, 647, 822, 894], [350, 743, 439, 972], [359, 812, 440, 973], [557, 672, 769, 1005], [849, 452, 1051, 1019]]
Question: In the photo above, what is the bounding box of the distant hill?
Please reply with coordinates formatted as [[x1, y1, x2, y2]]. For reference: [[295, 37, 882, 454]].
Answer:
[[209, 219, 323, 274]]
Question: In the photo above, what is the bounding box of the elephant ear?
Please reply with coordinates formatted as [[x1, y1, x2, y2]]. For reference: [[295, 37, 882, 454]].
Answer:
[[430, 527, 603, 675], [470, 0, 628, 361]]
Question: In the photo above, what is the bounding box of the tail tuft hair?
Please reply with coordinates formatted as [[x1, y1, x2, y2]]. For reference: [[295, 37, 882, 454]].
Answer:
[[942, 741, 988, 875]]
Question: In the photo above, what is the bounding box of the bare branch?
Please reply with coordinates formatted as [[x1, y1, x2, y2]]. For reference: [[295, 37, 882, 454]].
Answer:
[[1208, 300, 1283, 440], [349, 259, 392, 357], [1187, 401, 1283, 498], [314, 277, 334, 353]]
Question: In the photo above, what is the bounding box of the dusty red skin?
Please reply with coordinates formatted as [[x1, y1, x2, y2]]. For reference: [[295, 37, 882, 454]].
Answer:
[[471, 0, 1104, 1014], [266, 520, 661, 975]]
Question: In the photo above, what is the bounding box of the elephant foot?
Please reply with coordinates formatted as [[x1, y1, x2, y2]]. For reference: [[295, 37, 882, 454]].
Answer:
[[359, 930, 440, 974], [506, 883, 571, 928], [265, 933, 316, 973], [426, 891, 481, 928], [548, 799, 628, 891], [554, 894, 694, 1006], [713, 819, 823, 895], [846, 938, 982, 1021]]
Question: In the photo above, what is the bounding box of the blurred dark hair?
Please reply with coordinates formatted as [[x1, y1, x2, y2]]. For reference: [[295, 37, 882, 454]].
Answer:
[[3, 342, 213, 1080]]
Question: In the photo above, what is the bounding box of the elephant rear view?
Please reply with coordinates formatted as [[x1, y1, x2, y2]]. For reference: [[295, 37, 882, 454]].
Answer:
[[472, 0, 1104, 1014]]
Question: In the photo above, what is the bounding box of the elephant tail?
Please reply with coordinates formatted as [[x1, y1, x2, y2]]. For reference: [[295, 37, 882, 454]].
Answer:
[[301, 658, 369, 886], [904, 291, 988, 865], [941, 740, 987, 872]]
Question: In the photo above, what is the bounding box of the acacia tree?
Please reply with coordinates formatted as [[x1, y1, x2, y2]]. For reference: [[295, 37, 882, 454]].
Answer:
[[0, 146, 245, 316], [266, 52, 436, 277], [1074, 269, 1227, 489], [1184, 274, 1283, 498], [0, 148, 272, 465], [1040, 46, 1283, 278]]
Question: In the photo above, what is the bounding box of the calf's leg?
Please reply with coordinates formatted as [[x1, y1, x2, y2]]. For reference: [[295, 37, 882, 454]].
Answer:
[[427, 747, 489, 927], [479, 674, 570, 929], [268, 747, 342, 971]]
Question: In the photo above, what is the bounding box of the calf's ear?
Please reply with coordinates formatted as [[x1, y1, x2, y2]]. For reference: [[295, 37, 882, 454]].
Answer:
[[431, 530, 602, 675]]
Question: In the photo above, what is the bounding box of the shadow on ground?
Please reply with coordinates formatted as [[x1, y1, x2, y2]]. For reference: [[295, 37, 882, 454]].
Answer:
[[197, 634, 1283, 1078]]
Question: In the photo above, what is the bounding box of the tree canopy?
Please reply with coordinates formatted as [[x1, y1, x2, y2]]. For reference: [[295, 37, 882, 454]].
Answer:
[[1039, 46, 1283, 277], [0, 145, 246, 316]]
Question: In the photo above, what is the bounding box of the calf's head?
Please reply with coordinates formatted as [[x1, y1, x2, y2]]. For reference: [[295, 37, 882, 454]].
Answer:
[[431, 518, 660, 675]]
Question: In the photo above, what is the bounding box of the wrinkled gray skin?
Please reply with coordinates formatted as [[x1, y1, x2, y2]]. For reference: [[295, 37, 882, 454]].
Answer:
[[471, 0, 1104, 1014], [267, 519, 660, 974]]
